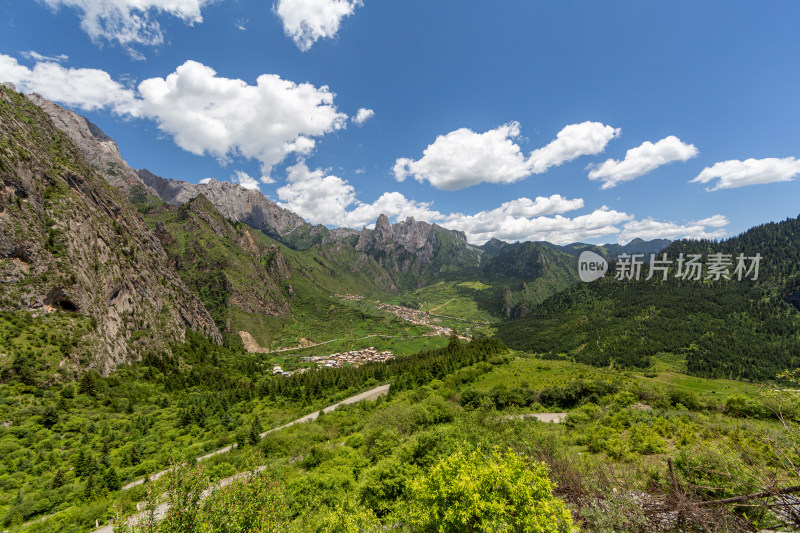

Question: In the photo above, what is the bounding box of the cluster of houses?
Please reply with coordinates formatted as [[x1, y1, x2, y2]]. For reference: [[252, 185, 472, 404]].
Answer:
[[270, 347, 396, 377], [271, 365, 305, 376], [335, 294, 365, 301], [376, 303, 455, 336], [300, 347, 395, 368]]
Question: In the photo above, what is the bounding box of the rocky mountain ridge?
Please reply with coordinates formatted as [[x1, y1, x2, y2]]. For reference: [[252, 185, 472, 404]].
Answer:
[[0, 84, 221, 372]]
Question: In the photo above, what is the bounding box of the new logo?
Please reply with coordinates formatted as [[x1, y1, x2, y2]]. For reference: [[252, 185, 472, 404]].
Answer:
[[578, 251, 607, 282]]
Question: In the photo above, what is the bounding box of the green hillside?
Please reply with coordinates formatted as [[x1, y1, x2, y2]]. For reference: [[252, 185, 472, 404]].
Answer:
[[497, 216, 800, 381]]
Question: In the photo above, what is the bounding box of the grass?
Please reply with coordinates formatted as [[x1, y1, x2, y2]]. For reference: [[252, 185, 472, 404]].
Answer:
[[467, 353, 764, 402], [263, 335, 451, 371], [411, 281, 495, 323]]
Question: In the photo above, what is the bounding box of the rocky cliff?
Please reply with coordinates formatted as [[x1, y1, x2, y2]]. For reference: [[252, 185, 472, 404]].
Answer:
[[25, 93, 159, 198], [356, 214, 481, 287], [137, 170, 329, 249], [24, 92, 485, 288], [0, 85, 221, 372]]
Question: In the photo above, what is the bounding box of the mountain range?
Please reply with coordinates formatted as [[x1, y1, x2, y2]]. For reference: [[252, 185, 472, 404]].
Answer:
[[1, 83, 679, 372]]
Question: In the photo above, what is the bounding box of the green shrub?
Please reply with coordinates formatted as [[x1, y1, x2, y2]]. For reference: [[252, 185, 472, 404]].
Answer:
[[400, 446, 575, 532]]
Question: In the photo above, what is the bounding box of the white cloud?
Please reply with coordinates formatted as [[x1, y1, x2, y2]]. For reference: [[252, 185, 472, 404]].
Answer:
[[529, 121, 621, 174], [276, 162, 441, 228], [0, 55, 350, 179], [137, 61, 347, 178], [235, 18, 248, 31], [491, 195, 584, 218], [353, 107, 374, 125], [588, 135, 699, 189], [277, 162, 358, 225], [393, 122, 533, 191], [0, 53, 139, 114], [618, 215, 728, 244], [20, 51, 69, 62], [230, 170, 260, 190], [691, 157, 800, 191], [394, 121, 619, 191], [274, 162, 727, 247], [695, 214, 729, 228], [442, 206, 630, 245], [37, 0, 213, 52], [274, 0, 362, 51]]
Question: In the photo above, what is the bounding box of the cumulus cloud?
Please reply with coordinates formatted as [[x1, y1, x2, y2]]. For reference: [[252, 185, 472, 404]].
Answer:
[[393, 123, 530, 190], [618, 215, 729, 243], [276, 162, 441, 228], [0, 55, 349, 179], [275, 163, 727, 246], [274, 0, 362, 51], [353, 107, 374, 125], [588, 135, 699, 189], [137, 61, 347, 177], [489, 195, 585, 218], [230, 170, 260, 190], [0, 53, 138, 113], [37, 0, 213, 53], [529, 121, 621, 174], [695, 214, 729, 228], [442, 206, 630, 245], [691, 157, 800, 191], [394, 121, 619, 191]]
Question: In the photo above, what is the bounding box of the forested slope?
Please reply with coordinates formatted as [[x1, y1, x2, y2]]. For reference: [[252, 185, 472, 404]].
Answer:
[[497, 216, 800, 381]]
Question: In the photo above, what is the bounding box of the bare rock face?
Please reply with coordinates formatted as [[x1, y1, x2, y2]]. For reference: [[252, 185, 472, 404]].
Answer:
[[0, 86, 221, 373], [356, 214, 479, 285], [137, 171, 317, 247], [23, 92, 476, 289], [26, 93, 159, 197]]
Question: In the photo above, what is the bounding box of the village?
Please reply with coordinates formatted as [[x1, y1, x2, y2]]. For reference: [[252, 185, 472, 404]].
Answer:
[[375, 302, 455, 336], [271, 346, 396, 376], [336, 294, 468, 337]]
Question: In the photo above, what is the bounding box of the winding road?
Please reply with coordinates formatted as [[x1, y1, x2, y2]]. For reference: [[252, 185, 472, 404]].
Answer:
[[91, 384, 391, 533]]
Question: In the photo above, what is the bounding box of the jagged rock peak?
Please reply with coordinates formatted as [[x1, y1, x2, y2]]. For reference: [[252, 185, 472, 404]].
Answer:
[[376, 214, 392, 231], [1, 82, 16, 91], [137, 168, 315, 248]]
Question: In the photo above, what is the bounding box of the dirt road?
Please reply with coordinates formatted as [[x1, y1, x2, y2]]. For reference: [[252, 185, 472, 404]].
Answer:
[[117, 385, 391, 493], [504, 412, 567, 423]]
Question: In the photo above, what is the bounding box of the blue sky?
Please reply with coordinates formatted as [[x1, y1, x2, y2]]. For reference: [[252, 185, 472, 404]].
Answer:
[[1, 0, 799, 245]]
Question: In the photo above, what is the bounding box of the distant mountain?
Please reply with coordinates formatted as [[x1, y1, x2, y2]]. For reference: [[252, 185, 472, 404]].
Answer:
[[0, 84, 221, 371], [20, 90, 670, 310], [143, 193, 398, 349], [136, 169, 329, 250], [356, 214, 482, 288], [496, 216, 800, 381], [532, 238, 672, 258]]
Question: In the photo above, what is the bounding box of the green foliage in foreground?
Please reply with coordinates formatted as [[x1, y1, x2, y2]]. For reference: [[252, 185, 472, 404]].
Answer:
[[99, 348, 800, 533], [117, 462, 290, 533], [0, 316, 509, 531], [402, 447, 574, 533], [119, 446, 574, 533]]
